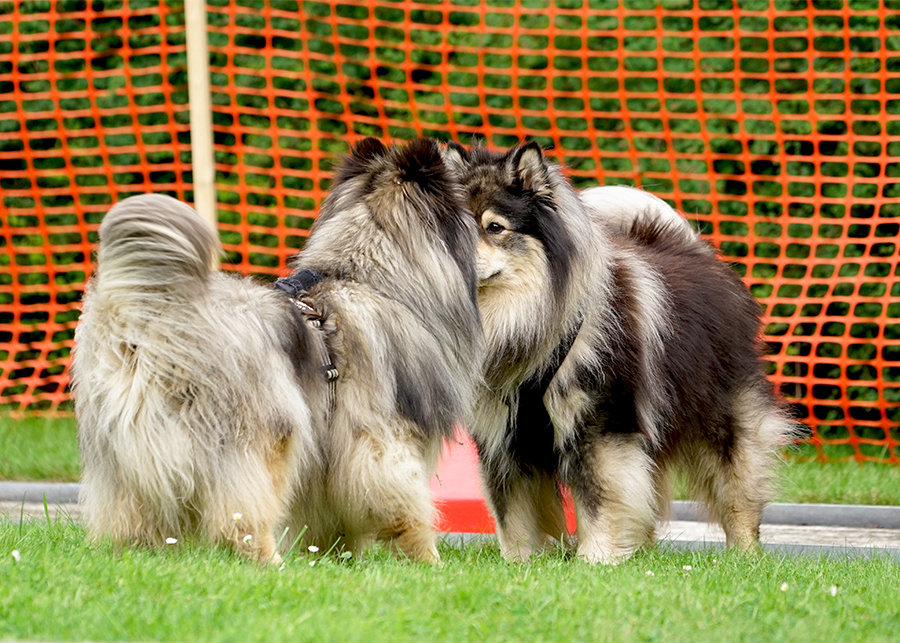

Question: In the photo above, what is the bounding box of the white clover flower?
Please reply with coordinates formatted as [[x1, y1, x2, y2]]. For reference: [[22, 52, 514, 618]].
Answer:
[[233, 513, 242, 521], [308, 545, 320, 553], [830, 585, 838, 597], [682, 565, 692, 571], [645, 570, 654, 576], [165, 537, 178, 545], [11, 550, 21, 562], [243, 534, 252, 544], [781, 583, 789, 592]]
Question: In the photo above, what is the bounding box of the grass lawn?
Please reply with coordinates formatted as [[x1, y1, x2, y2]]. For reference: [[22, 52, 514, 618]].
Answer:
[[0, 415, 81, 482], [3, 415, 899, 505], [2, 518, 899, 643], [778, 458, 900, 506]]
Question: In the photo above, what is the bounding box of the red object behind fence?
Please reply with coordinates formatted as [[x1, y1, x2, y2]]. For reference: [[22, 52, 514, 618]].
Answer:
[[432, 435, 578, 534], [1, 0, 899, 463]]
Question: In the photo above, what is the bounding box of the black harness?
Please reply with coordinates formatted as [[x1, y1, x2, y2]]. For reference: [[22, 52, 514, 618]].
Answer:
[[274, 268, 325, 300], [275, 269, 339, 412]]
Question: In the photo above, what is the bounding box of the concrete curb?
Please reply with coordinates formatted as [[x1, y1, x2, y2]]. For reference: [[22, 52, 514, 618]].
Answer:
[[3, 482, 900, 529], [0, 482, 80, 504], [672, 500, 900, 530], [441, 533, 900, 560], [662, 540, 900, 560], [5, 482, 900, 559]]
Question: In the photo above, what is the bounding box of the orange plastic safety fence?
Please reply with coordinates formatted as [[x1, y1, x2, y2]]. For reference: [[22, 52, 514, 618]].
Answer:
[[2, 0, 899, 464], [1, 0, 194, 414]]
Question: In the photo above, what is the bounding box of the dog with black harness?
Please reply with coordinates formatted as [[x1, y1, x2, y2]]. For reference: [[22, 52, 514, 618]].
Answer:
[[73, 138, 483, 564]]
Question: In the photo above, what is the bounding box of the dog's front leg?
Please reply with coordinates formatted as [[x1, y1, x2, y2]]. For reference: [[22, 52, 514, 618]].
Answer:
[[567, 433, 657, 565], [477, 457, 564, 561]]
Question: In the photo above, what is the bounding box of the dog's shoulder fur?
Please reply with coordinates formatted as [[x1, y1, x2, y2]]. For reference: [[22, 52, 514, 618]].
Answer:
[[292, 138, 483, 440]]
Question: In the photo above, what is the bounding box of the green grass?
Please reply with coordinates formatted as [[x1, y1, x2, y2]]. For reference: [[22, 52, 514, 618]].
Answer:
[[777, 458, 900, 506], [3, 415, 900, 505], [1, 519, 898, 643], [0, 415, 81, 482]]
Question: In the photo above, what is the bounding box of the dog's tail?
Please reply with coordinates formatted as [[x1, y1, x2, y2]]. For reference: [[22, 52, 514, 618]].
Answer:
[[579, 185, 698, 244], [93, 194, 221, 301]]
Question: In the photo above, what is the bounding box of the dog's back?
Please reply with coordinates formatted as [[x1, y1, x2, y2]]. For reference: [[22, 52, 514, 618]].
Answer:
[[73, 194, 319, 562], [610, 218, 777, 436]]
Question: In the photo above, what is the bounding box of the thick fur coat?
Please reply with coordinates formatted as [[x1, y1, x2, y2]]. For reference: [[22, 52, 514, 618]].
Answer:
[[283, 138, 483, 562], [72, 194, 320, 563], [443, 141, 797, 563], [72, 138, 482, 564]]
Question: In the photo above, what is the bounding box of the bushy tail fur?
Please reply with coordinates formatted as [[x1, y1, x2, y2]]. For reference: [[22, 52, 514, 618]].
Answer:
[[75, 195, 225, 538], [94, 193, 221, 303]]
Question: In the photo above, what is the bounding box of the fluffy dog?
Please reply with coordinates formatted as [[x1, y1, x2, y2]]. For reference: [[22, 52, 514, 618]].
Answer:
[[443, 141, 797, 564], [72, 138, 481, 564], [282, 138, 482, 562]]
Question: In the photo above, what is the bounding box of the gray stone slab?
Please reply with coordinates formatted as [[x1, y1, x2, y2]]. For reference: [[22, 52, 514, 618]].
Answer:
[[659, 519, 900, 560], [0, 500, 83, 522], [0, 482, 80, 504], [4, 490, 899, 560], [672, 500, 900, 529], [442, 522, 900, 560], [657, 539, 900, 561]]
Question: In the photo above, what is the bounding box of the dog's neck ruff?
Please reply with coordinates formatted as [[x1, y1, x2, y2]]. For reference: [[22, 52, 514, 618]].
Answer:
[[275, 269, 339, 414]]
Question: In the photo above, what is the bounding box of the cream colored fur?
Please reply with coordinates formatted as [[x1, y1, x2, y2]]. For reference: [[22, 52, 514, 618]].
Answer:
[[73, 195, 320, 564], [580, 185, 697, 242], [73, 140, 483, 566], [278, 140, 483, 563]]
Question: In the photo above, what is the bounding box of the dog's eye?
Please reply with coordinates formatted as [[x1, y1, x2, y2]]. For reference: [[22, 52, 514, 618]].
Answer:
[[485, 221, 505, 235]]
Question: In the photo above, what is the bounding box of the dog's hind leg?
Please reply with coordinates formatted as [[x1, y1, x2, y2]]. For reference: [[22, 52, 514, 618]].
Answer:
[[202, 448, 293, 565], [685, 389, 790, 552], [383, 516, 440, 564], [213, 498, 284, 565], [497, 479, 542, 561], [88, 489, 161, 548], [80, 468, 176, 548], [478, 456, 564, 561], [501, 473, 567, 561], [533, 473, 569, 551], [567, 434, 657, 565], [650, 460, 674, 523], [342, 432, 440, 564], [682, 441, 764, 552]]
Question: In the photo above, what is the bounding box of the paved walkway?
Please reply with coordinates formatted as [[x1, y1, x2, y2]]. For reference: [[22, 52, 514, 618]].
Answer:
[[3, 482, 899, 559]]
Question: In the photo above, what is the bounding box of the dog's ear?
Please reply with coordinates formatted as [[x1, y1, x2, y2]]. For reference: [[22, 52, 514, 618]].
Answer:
[[353, 137, 389, 161], [447, 141, 469, 158], [441, 141, 469, 175], [511, 141, 550, 194], [395, 138, 448, 194], [335, 137, 390, 181]]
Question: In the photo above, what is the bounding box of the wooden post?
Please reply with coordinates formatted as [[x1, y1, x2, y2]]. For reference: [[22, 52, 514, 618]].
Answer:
[[184, 0, 217, 232]]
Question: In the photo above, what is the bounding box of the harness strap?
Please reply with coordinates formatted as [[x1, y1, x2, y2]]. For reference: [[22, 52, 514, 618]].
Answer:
[[274, 268, 324, 299], [275, 269, 338, 418]]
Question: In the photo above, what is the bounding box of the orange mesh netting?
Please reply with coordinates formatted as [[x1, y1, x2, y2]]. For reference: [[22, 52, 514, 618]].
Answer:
[[1, 0, 899, 463]]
